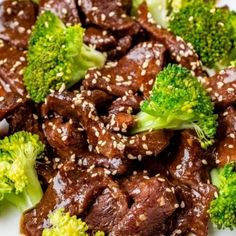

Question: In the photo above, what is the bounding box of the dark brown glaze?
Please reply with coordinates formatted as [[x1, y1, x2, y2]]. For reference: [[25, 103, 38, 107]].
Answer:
[[137, 3, 205, 77], [6, 102, 45, 142], [86, 183, 128, 234], [108, 35, 132, 60], [202, 67, 236, 108], [0, 0, 37, 49], [83, 41, 166, 97], [21, 168, 113, 236], [76, 152, 130, 175], [125, 131, 172, 160], [39, 0, 80, 25], [168, 131, 209, 186], [43, 117, 87, 159], [84, 27, 117, 51], [0, 42, 28, 119], [78, 0, 139, 34], [111, 173, 177, 235], [108, 94, 142, 115], [169, 184, 216, 236], [214, 106, 236, 166]]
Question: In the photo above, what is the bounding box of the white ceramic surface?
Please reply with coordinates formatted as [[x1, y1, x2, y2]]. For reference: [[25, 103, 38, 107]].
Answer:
[[0, 1, 236, 235]]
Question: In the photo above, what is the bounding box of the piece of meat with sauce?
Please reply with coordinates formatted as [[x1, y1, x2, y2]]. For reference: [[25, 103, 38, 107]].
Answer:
[[0, 42, 28, 120], [84, 27, 117, 51], [168, 183, 216, 236], [43, 116, 87, 158], [78, 0, 139, 35], [21, 168, 123, 236], [86, 183, 128, 234], [39, 0, 80, 25], [111, 173, 177, 236], [83, 41, 166, 97], [168, 131, 209, 186], [0, 0, 37, 49], [214, 106, 236, 166], [126, 131, 172, 160], [137, 2, 205, 77], [76, 151, 130, 175], [201, 67, 236, 108]]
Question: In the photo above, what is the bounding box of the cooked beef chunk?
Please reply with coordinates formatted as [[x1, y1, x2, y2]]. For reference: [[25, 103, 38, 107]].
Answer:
[[202, 67, 236, 108], [0, 0, 37, 49], [0, 42, 28, 119], [108, 35, 132, 59], [105, 113, 135, 133], [214, 106, 236, 166], [39, 0, 80, 25], [168, 131, 209, 186], [21, 168, 119, 236], [83, 41, 166, 97], [86, 183, 128, 233], [108, 94, 142, 115], [137, 3, 205, 77], [78, 0, 139, 34], [111, 173, 177, 236], [125, 131, 172, 160], [43, 117, 87, 158], [43, 91, 171, 161], [169, 184, 216, 236], [6, 102, 45, 141], [77, 151, 130, 175], [84, 27, 117, 51]]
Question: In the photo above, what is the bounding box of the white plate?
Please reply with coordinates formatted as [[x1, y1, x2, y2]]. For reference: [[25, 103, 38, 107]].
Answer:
[[0, 0, 236, 235]]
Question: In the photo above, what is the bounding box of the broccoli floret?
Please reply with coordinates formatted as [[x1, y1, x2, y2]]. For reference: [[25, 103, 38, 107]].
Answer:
[[0, 131, 44, 212], [132, 0, 172, 27], [42, 208, 104, 236], [24, 11, 106, 103], [169, 0, 235, 68], [132, 64, 217, 149], [209, 163, 236, 230]]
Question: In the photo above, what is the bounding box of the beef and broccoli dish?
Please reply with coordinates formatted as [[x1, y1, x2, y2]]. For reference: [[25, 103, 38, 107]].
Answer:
[[0, 0, 236, 235]]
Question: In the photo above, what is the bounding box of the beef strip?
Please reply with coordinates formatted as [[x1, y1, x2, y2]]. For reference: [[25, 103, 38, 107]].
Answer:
[[168, 184, 216, 236], [6, 102, 45, 142], [111, 173, 177, 236], [21, 168, 122, 236], [76, 151, 130, 175], [0, 42, 28, 120], [43, 116, 87, 159], [168, 131, 209, 186], [78, 0, 139, 35], [0, 0, 37, 49], [214, 106, 236, 166], [108, 94, 142, 115], [84, 27, 117, 51], [39, 0, 80, 25], [86, 183, 128, 234], [107, 35, 132, 60], [83, 41, 166, 97], [137, 3, 205, 77], [201, 67, 236, 108], [42, 91, 171, 161], [125, 131, 172, 160]]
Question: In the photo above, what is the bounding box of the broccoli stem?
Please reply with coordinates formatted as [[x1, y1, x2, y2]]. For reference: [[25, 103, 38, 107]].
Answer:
[[5, 166, 42, 212]]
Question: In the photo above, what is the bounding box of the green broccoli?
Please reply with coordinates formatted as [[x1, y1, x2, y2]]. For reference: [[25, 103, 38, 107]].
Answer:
[[209, 163, 236, 230], [42, 208, 104, 236], [0, 131, 44, 212], [132, 0, 171, 27], [24, 11, 106, 103], [132, 64, 217, 149], [169, 0, 236, 68]]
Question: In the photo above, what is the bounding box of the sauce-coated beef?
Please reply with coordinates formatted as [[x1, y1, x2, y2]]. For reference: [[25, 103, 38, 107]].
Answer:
[[39, 0, 80, 25], [0, 0, 37, 48]]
